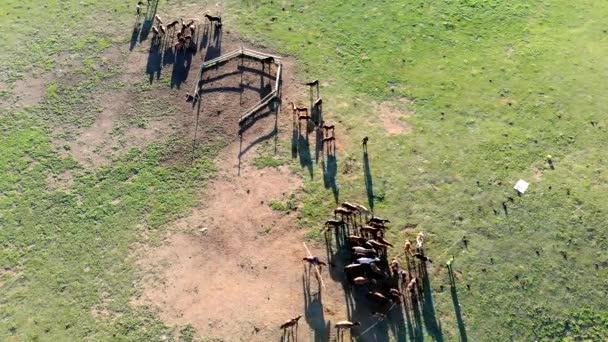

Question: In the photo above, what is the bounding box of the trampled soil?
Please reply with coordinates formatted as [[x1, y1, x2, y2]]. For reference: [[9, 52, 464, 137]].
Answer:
[[131, 30, 358, 340]]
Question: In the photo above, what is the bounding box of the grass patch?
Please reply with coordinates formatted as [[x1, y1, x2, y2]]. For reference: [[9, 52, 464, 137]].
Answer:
[[0, 112, 217, 340], [253, 155, 286, 169], [269, 194, 297, 213], [257, 227, 274, 236], [0, 0, 222, 340]]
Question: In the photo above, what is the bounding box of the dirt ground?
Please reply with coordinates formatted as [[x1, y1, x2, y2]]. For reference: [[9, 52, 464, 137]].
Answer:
[[136, 134, 356, 342], [377, 100, 413, 136], [118, 14, 358, 342], [128, 39, 360, 342], [9, 4, 392, 339]]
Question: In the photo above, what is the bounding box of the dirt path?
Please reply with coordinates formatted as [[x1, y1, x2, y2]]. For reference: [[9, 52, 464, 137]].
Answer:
[[136, 115, 353, 340]]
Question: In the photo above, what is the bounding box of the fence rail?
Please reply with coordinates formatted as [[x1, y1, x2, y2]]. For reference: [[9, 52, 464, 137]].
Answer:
[[194, 47, 283, 126]]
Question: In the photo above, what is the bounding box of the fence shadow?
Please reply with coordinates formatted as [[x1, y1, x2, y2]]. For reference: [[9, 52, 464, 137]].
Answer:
[[238, 106, 278, 175]]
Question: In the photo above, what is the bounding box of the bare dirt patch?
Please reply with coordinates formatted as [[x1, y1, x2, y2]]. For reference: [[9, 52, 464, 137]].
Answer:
[[0, 269, 20, 289], [11, 77, 48, 107], [533, 167, 544, 181], [136, 128, 350, 341], [50, 28, 293, 169], [130, 30, 357, 340], [377, 100, 413, 135], [499, 98, 516, 106], [46, 170, 75, 191]]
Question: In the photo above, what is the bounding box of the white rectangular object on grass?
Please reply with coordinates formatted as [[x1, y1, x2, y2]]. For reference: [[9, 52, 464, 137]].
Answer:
[[514, 179, 529, 194]]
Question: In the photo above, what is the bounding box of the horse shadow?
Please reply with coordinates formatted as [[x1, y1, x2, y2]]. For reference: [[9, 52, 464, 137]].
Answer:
[[138, 0, 159, 43], [363, 148, 375, 212], [146, 43, 162, 83], [303, 267, 331, 342], [323, 154, 339, 203], [315, 125, 324, 164], [448, 266, 468, 341], [420, 263, 444, 341], [199, 22, 210, 52], [130, 26, 139, 51], [170, 49, 193, 89], [295, 123, 314, 179], [386, 303, 409, 342], [324, 220, 398, 342], [410, 294, 425, 341], [163, 45, 175, 67], [291, 120, 299, 159], [204, 24, 223, 62]]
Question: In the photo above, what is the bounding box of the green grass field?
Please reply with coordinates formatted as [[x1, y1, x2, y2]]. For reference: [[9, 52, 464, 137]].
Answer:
[[230, 0, 608, 340], [0, 1, 220, 341], [1, 0, 608, 340]]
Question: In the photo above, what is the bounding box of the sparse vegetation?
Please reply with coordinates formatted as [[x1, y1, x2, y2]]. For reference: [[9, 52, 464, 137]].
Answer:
[[0, 1, 219, 340], [253, 155, 285, 169], [178, 324, 197, 342], [269, 194, 297, 213]]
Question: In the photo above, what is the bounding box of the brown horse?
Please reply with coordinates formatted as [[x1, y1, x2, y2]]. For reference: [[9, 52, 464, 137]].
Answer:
[[280, 315, 302, 329], [204, 13, 222, 27]]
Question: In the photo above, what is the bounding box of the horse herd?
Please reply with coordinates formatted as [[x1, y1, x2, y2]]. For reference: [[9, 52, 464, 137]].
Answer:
[[283, 198, 432, 340], [326, 202, 430, 307], [135, 1, 222, 53], [292, 80, 337, 155]]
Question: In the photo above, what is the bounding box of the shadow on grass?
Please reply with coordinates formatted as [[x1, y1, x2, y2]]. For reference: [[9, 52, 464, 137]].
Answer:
[[448, 266, 468, 342], [294, 122, 313, 179], [363, 147, 374, 212], [322, 152, 339, 203], [421, 264, 444, 341]]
